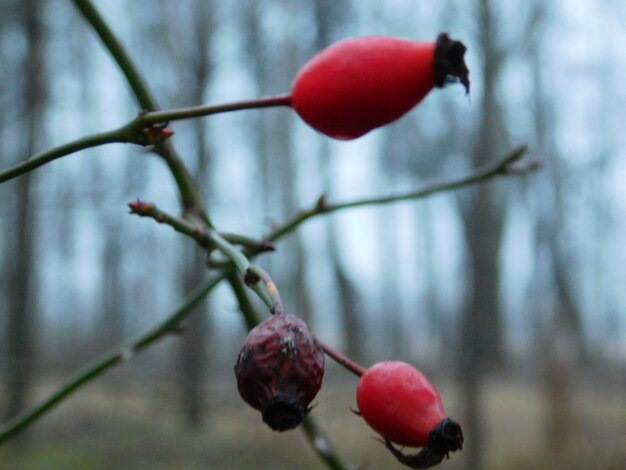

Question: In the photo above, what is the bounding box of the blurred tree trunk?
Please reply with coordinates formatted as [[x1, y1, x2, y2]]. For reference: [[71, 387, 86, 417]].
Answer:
[[421, 202, 448, 363], [100, 223, 125, 342], [180, 248, 209, 428], [378, 206, 403, 358], [458, 1, 509, 468], [3, 0, 46, 424], [524, 1, 580, 452], [310, 1, 366, 360], [178, 0, 214, 429], [271, 0, 314, 321], [240, 0, 276, 232], [378, 124, 405, 358], [240, 0, 316, 323]]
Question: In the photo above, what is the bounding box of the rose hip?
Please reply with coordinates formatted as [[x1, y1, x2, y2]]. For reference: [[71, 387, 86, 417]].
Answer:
[[234, 314, 324, 431], [356, 361, 463, 468], [291, 33, 469, 140]]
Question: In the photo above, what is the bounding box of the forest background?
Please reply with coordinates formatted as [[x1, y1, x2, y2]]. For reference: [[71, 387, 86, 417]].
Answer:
[[1, 1, 625, 469]]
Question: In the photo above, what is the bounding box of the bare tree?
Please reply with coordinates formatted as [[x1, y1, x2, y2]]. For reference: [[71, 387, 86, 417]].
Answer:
[[2, 0, 46, 424], [523, 1, 582, 453], [457, 1, 510, 467], [307, 0, 369, 361], [175, 0, 215, 428]]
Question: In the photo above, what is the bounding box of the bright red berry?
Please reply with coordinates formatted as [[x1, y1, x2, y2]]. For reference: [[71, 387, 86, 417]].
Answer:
[[234, 314, 324, 431], [356, 361, 463, 467], [291, 33, 469, 140]]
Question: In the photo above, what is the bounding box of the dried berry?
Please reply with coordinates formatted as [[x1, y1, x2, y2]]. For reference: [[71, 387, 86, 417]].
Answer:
[[291, 33, 469, 140], [356, 361, 463, 468], [234, 314, 324, 431]]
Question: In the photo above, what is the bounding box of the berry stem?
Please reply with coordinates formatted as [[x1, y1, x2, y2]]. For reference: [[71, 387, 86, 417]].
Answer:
[[245, 265, 286, 316], [318, 340, 366, 377], [141, 94, 292, 125]]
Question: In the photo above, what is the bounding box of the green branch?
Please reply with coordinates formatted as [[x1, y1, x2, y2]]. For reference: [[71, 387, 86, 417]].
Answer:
[[127, 200, 277, 312], [0, 128, 128, 184], [72, 0, 158, 110], [71, 0, 208, 225], [0, 95, 293, 185], [301, 417, 347, 470], [265, 145, 533, 244], [142, 95, 292, 124], [0, 274, 222, 445]]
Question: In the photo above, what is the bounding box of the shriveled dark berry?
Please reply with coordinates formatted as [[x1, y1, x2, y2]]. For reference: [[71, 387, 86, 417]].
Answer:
[[234, 314, 324, 431]]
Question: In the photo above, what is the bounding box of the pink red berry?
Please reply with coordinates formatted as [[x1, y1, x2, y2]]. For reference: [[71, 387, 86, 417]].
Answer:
[[291, 33, 469, 140], [356, 361, 463, 467]]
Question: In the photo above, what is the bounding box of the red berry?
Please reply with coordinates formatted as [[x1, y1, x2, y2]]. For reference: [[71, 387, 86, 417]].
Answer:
[[291, 33, 469, 140], [356, 361, 463, 464], [234, 314, 324, 431]]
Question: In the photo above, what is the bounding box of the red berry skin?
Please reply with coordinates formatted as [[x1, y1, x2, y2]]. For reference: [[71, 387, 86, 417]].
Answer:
[[235, 314, 324, 431], [291, 36, 436, 140], [356, 361, 446, 447]]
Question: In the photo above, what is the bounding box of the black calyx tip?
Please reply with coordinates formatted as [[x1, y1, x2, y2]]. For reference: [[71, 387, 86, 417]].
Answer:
[[261, 394, 308, 431], [428, 417, 464, 457], [433, 33, 470, 94]]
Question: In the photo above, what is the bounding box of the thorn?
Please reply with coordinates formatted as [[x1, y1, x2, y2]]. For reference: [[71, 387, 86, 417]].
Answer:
[[259, 239, 276, 252], [134, 125, 175, 146], [315, 194, 328, 211]]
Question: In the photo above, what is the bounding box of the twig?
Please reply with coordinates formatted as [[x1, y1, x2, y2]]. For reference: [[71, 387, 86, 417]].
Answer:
[[199, 146, 537, 268], [0, 274, 223, 445], [72, 0, 205, 226], [204, 145, 537, 263], [0, 128, 128, 184], [318, 341, 367, 377], [264, 145, 533, 245], [245, 265, 286, 316], [72, 0, 157, 110], [141, 95, 292, 124], [128, 200, 279, 315], [301, 417, 348, 470]]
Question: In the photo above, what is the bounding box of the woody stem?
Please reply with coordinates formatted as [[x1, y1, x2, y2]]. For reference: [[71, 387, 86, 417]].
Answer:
[[318, 340, 366, 377]]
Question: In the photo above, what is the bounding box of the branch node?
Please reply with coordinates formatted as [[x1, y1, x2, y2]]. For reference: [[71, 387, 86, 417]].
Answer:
[[505, 159, 542, 174], [259, 239, 276, 253], [120, 348, 136, 363], [128, 199, 155, 215], [244, 268, 261, 286], [132, 124, 175, 147]]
